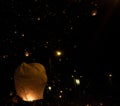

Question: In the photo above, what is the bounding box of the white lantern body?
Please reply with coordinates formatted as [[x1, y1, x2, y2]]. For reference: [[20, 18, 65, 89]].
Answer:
[[14, 62, 47, 102]]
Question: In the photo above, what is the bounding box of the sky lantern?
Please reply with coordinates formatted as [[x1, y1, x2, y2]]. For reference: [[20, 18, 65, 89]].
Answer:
[[56, 51, 62, 56], [14, 62, 47, 102], [25, 51, 30, 57], [75, 79, 80, 85], [55, 50, 62, 57], [91, 9, 97, 16]]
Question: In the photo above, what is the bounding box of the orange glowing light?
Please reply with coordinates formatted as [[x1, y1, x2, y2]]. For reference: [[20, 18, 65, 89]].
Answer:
[[25, 51, 30, 57], [75, 79, 80, 85], [14, 62, 48, 102], [56, 50, 62, 56], [91, 9, 97, 16], [23, 94, 34, 102]]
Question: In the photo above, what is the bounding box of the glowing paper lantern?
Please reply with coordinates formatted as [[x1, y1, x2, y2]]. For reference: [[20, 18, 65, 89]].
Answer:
[[91, 9, 97, 16], [14, 62, 47, 102]]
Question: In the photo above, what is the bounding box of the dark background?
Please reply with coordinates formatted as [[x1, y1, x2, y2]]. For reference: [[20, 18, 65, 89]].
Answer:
[[0, 0, 118, 105]]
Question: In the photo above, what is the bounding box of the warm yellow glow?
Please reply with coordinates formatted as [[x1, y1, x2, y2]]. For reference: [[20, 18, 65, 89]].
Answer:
[[22, 94, 35, 102], [48, 86, 52, 91], [14, 62, 48, 102], [109, 73, 112, 78], [59, 95, 62, 98], [25, 51, 30, 57], [75, 79, 80, 85], [26, 95, 34, 102], [91, 9, 97, 16], [56, 50, 62, 56], [60, 90, 63, 93]]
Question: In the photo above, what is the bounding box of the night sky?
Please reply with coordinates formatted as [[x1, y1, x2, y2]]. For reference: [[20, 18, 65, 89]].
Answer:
[[0, 0, 119, 105]]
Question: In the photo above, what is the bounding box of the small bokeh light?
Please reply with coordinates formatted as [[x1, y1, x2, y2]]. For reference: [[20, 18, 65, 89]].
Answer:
[[59, 95, 62, 99], [55, 50, 62, 56], [75, 79, 80, 85], [25, 51, 30, 57], [108, 73, 112, 78], [48, 86, 52, 91], [91, 9, 97, 16]]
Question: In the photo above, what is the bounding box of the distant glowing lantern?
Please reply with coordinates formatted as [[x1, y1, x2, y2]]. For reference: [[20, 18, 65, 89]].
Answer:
[[86, 104, 90, 106], [55, 50, 62, 57], [48, 86, 52, 91], [37, 17, 40, 21], [14, 62, 47, 102], [99, 102, 103, 106], [55, 50, 62, 56], [25, 51, 30, 57], [108, 73, 112, 78], [59, 95, 62, 98], [75, 79, 80, 85], [91, 9, 97, 16]]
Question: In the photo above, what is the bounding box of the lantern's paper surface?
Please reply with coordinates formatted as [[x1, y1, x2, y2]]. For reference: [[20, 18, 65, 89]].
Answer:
[[14, 62, 47, 101]]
